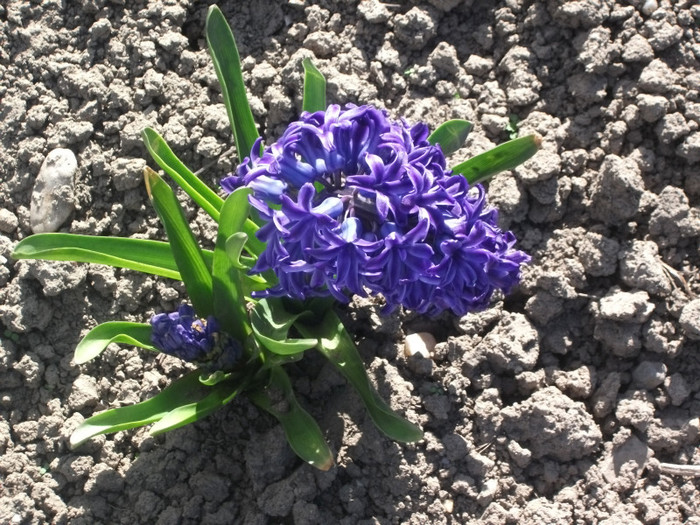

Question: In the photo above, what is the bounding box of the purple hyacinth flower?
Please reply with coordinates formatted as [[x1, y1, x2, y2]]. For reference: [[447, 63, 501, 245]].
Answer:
[[150, 304, 242, 371], [222, 104, 529, 316]]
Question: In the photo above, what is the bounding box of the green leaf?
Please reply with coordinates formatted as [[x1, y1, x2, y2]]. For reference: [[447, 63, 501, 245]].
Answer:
[[225, 233, 254, 270], [11, 233, 208, 281], [199, 370, 229, 387], [150, 378, 244, 435], [248, 366, 334, 470], [206, 5, 259, 163], [302, 58, 326, 113], [250, 299, 318, 356], [297, 311, 423, 443], [427, 119, 473, 156], [145, 168, 214, 317], [212, 188, 252, 342], [70, 371, 207, 448], [451, 134, 542, 185], [74, 322, 155, 364], [142, 128, 224, 222]]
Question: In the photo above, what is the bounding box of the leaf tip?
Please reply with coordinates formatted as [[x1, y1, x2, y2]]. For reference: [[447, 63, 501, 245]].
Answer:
[[144, 167, 158, 198]]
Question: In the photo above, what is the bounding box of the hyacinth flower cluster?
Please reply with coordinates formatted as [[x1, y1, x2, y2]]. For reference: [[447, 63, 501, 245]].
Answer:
[[150, 305, 243, 372], [12, 6, 540, 470], [222, 104, 529, 316]]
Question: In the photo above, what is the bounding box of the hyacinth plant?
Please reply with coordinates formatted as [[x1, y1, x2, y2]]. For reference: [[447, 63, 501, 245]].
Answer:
[[12, 6, 539, 470]]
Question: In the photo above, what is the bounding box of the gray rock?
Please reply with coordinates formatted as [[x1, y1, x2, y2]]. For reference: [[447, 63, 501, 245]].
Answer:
[[594, 319, 642, 358], [21, 260, 87, 296], [68, 374, 99, 411], [30, 148, 77, 233], [643, 317, 683, 357], [577, 232, 620, 276], [598, 289, 654, 323], [637, 94, 669, 122], [632, 361, 667, 389], [621, 34, 654, 63], [110, 157, 147, 191], [619, 240, 672, 297], [501, 387, 602, 462], [189, 472, 229, 504], [480, 313, 539, 373], [677, 132, 700, 163], [394, 7, 438, 50], [552, 366, 595, 399], [0, 209, 19, 233], [429, 42, 460, 75], [655, 113, 690, 144], [589, 155, 644, 225], [600, 432, 651, 486], [679, 298, 700, 340], [592, 372, 621, 418], [551, 0, 610, 28], [357, 0, 390, 23], [665, 374, 690, 406], [615, 390, 655, 431], [577, 27, 617, 74], [642, 15, 683, 52], [303, 31, 341, 58], [639, 59, 678, 93]]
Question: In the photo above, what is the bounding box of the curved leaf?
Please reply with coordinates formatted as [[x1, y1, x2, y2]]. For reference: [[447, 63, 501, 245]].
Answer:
[[302, 58, 326, 113], [70, 371, 206, 448], [249, 366, 334, 470], [297, 311, 423, 443], [12, 233, 196, 280], [451, 134, 541, 184], [145, 168, 214, 317], [150, 378, 244, 435], [142, 128, 224, 221], [74, 321, 155, 364], [206, 5, 259, 162], [428, 119, 473, 156]]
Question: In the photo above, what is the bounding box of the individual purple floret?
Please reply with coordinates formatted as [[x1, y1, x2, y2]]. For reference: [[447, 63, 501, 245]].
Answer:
[[221, 104, 529, 316], [150, 304, 242, 371]]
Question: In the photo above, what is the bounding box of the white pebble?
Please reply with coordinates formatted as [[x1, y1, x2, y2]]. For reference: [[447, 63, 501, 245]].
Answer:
[[30, 148, 77, 233], [404, 332, 437, 358], [641, 0, 658, 15]]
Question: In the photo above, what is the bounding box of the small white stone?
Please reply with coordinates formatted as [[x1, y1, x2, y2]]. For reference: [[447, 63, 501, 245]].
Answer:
[[641, 0, 658, 15], [404, 332, 437, 358], [30, 148, 77, 233], [442, 498, 454, 513]]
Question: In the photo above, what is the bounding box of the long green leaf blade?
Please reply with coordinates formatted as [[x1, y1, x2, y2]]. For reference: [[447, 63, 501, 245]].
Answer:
[[302, 58, 326, 113], [145, 168, 214, 317], [142, 128, 224, 221], [249, 367, 334, 470], [298, 311, 423, 443], [213, 188, 253, 341], [150, 380, 244, 435], [70, 371, 206, 448], [427, 119, 473, 156], [451, 134, 541, 184], [206, 5, 259, 163], [74, 322, 155, 364], [12, 233, 188, 280]]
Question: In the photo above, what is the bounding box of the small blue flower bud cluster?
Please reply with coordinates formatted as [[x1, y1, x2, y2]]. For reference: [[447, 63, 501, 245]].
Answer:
[[150, 305, 242, 370], [221, 105, 529, 316]]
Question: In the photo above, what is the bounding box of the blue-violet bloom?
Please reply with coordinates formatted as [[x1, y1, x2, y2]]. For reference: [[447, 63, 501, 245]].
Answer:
[[221, 104, 529, 316], [150, 304, 242, 371]]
